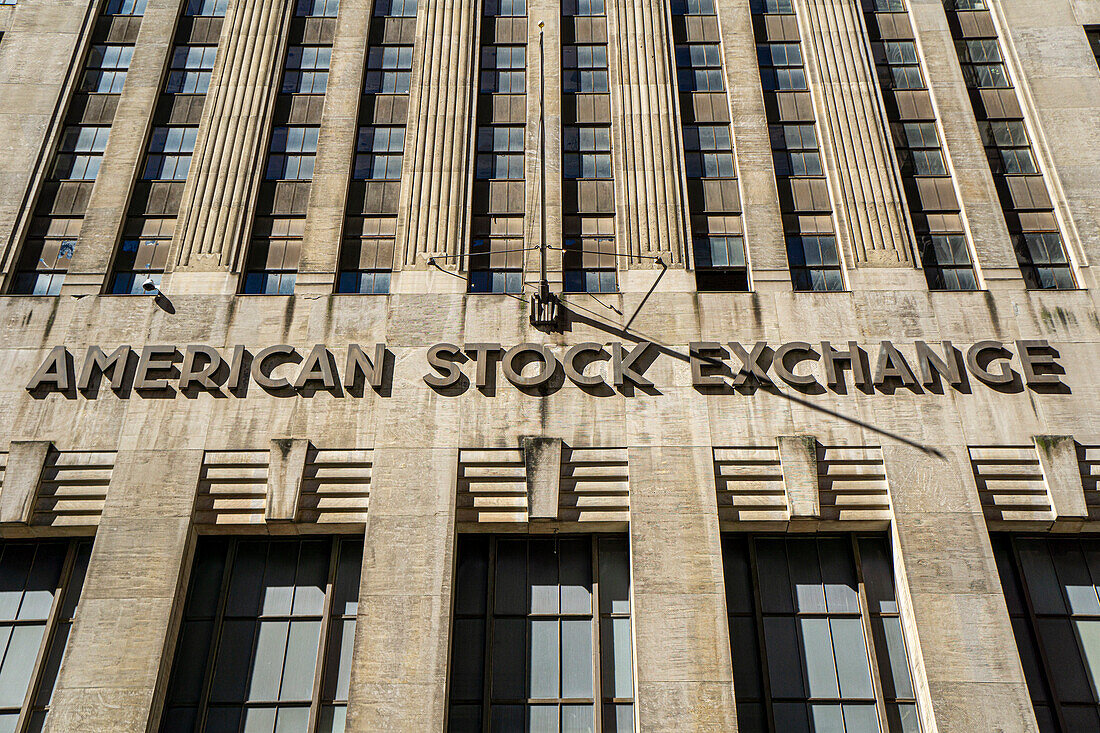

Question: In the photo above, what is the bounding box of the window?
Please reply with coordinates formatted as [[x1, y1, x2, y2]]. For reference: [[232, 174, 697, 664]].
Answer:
[[866, 1, 976, 291], [677, 44, 726, 91], [374, 0, 417, 15], [338, 0, 415, 294], [876, 42, 923, 90], [787, 235, 843, 292], [919, 234, 977, 291], [184, 0, 228, 16], [724, 535, 921, 733], [109, 218, 174, 294], [771, 124, 822, 177], [993, 535, 1100, 731], [563, 126, 611, 179], [475, 126, 524, 180], [265, 127, 318, 180], [563, 0, 605, 14], [167, 46, 218, 94], [161, 537, 361, 732], [354, 126, 405, 180], [365, 45, 412, 94], [941, 0, 1074, 288], [297, 0, 339, 17], [337, 218, 394, 294], [480, 46, 526, 94], [81, 45, 134, 94], [563, 44, 608, 93], [468, 0, 529, 294], [753, 0, 843, 292], [282, 46, 331, 94], [105, 0, 148, 15], [243, 218, 303, 295], [671, 0, 746, 292], [484, 0, 526, 15], [447, 535, 634, 732], [53, 126, 109, 181], [0, 541, 92, 732], [143, 127, 197, 181], [756, 43, 806, 92]]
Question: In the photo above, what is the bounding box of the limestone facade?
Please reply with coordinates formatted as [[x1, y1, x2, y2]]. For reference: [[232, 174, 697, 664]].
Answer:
[[0, 0, 1099, 731]]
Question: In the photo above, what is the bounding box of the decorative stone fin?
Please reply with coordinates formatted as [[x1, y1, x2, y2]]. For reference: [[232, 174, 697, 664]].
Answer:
[[197, 450, 269, 525], [298, 449, 371, 524], [817, 445, 890, 524], [970, 445, 1052, 525], [559, 447, 629, 523], [0, 443, 111, 528], [779, 436, 820, 520], [0, 442, 48, 524], [267, 439, 310, 522], [713, 446, 786, 524], [1032, 436, 1086, 521], [1081, 445, 1100, 521], [456, 448, 527, 524], [524, 437, 562, 521]]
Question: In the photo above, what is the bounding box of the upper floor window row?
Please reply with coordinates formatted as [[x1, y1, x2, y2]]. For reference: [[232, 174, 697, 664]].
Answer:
[[185, 0, 228, 17], [105, 0, 147, 15], [375, 0, 417, 16], [296, 0, 339, 17]]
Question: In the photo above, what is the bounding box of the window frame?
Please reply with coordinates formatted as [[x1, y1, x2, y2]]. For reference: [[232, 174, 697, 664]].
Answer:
[[723, 534, 922, 733], [0, 540, 92, 733], [446, 534, 635, 732], [159, 536, 362, 731]]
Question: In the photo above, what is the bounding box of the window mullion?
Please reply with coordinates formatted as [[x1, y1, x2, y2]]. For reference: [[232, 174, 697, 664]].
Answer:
[[15, 543, 77, 733], [306, 538, 340, 732], [1009, 538, 1072, 732], [195, 539, 239, 730], [746, 537, 778, 733], [591, 535, 603, 733], [482, 536, 497, 733], [852, 535, 891, 731]]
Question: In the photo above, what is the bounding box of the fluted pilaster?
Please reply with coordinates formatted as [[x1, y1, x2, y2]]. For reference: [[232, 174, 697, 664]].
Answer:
[[609, 0, 688, 266], [799, 0, 915, 267], [397, 0, 478, 269], [174, 0, 292, 272]]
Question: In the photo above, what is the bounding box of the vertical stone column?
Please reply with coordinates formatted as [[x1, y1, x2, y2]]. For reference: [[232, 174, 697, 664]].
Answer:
[[883, 445, 1038, 732], [990, 0, 1099, 289], [61, 0, 184, 295], [0, 0, 97, 279], [607, 0, 689, 268], [627, 446, 736, 731], [907, 0, 1021, 289], [44, 449, 202, 732], [295, 0, 372, 294], [396, 0, 478, 271], [171, 0, 293, 292], [524, 0, 564, 284], [797, 0, 915, 269], [345, 447, 458, 729], [716, 0, 792, 291]]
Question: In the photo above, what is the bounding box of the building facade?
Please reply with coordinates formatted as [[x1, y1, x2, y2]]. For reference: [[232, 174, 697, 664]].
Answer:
[[0, 0, 1099, 731]]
